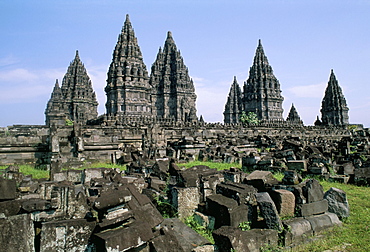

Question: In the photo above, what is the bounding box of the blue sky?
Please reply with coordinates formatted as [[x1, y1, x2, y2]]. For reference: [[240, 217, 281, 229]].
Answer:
[[1, 0, 370, 127]]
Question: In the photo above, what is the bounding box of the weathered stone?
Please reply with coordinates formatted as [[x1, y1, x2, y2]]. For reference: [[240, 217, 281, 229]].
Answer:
[[245, 170, 279, 192], [305, 212, 342, 234], [151, 218, 209, 252], [193, 211, 215, 230], [171, 186, 200, 220], [302, 179, 324, 203], [270, 189, 295, 217], [93, 188, 132, 211], [93, 220, 153, 251], [0, 177, 16, 200], [192, 245, 216, 252], [255, 192, 283, 230], [40, 218, 95, 252], [296, 199, 328, 217], [282, 170, 302, 185], [282, 217, 313, 246], [213, 226, 279, 252], [206, 194, 248, 229], [21, 199, 52, 213], [0, 214, 34, 252], [287, 160, 307, 171], [324, 187, 350, 219], [216, 181, 257, 205]]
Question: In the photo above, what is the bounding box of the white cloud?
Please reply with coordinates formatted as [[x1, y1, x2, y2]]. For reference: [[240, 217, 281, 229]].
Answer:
[[287, 82, 326, 98], [0, 55, 18, 67], [0, 68, 65, 104]]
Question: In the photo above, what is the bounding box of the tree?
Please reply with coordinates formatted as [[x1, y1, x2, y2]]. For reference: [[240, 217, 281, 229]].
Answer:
[[240, 111, 259, 124]]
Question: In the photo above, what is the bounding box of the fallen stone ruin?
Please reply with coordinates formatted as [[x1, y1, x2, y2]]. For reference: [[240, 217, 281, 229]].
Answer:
[[0, 155, 350, 251]]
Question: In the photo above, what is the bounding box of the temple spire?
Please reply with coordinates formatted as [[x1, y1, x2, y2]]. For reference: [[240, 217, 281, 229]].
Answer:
[[105, 14, 151, 117], [243, 40, 284, 121], [150, 31, 197, 122], [320, 70, 349, 125], [224, 76, 243, 124]]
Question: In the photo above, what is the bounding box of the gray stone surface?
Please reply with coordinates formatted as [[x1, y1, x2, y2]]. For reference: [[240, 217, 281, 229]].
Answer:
[[0, 214, 34, 252], [255, 192, 283, 231], [40, 218, 95, 252], [296, 199, 328, 217], [324, 187, 350, 219], [213, 226, 279, 252]]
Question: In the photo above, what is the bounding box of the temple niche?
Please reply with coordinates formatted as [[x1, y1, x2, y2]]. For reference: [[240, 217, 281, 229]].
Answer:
[[45, 51, 98, 126]]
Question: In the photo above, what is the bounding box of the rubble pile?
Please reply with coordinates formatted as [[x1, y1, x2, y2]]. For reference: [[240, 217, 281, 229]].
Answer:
[[0, 155, 350, 251]]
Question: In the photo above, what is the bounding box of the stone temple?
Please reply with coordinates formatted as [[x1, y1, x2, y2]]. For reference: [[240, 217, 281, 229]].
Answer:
[[44, 14, 349, 128]]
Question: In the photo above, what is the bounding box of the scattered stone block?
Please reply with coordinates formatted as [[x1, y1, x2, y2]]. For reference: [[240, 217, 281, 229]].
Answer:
[[171, 186, 200, 220], [255, 192, 283, 231], [245, 170, 279, 192], [0, 177, 17, 200], [216, 181, 257, 205], [302, 179, 324, 203], [40, 218, 95, 252], [324, 187, 350, 219], [270, 189, 295, 217], [305, 212, 341, 234], [287, 160, 307, 171], [93, 221, 154, 251], [213, 226, 279, 252], [151, 218, 209, 252], [282, 217, 313, 247], [282, 170, 302, 185], [0, 214, 34, 252], [296, 199, 328, 217]]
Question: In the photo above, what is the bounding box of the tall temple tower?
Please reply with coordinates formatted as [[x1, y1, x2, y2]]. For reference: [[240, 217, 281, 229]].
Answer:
[[243, 40, 284, 121], [320, 70, 349, 125], [150, 31, 197, 122], [45, 51, 98, 126], [224, 76, 243, 124], [105, 14, 152, 117]]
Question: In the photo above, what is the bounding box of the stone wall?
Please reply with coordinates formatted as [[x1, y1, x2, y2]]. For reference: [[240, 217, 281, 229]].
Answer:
[[0, 123, 359, 168]]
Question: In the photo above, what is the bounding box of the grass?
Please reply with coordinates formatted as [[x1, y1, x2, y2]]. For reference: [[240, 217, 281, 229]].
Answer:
[[0, 165, 50, 179], [177, 160, 242, 170], [0, 162, 126, 180]]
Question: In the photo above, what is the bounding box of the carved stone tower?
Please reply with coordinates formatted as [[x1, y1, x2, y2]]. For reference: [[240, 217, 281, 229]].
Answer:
[[45, 80, 67, 126], [45, 51, 98, 126], [105, 14, 151, 117], [286, 103, 303, 125], [320, 70, 349, 125], [224, 76, 243, 124], [243, 40, 284, 121], [150, 31, 197, 122]]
